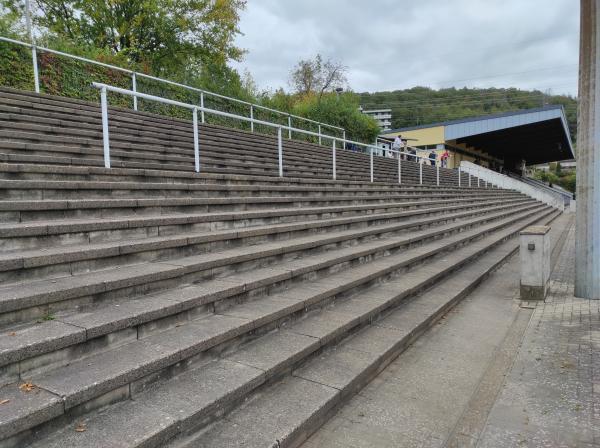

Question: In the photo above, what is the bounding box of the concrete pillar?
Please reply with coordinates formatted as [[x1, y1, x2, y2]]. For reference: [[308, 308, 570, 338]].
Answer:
[[575, 0, 600, 299], [520, 226, 551, 300]]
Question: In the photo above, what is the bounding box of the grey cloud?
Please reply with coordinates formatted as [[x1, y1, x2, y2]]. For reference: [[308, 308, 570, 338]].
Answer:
[[232, 1, 579, 95]]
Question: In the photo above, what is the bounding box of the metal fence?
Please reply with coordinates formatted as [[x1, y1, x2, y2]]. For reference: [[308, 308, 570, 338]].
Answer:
[[93, 82, 473, 187], [0, 35, 345, 142]]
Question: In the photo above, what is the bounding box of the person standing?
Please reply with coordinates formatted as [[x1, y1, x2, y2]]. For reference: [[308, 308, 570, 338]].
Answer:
[[441, 149, 450, 168], [392, 135, 402, 159], [429, 150, 437, 166]]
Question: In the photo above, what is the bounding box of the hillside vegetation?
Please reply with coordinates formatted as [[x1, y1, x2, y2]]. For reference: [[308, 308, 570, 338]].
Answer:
[[359, 87, 577, 141]]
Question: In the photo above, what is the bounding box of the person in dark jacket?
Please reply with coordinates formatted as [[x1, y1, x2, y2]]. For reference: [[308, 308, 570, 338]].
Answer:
[[429, 150, 437, 166]]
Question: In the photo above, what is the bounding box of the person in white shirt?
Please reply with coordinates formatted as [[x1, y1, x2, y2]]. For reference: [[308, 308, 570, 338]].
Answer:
[[392, 135, 403, 159]]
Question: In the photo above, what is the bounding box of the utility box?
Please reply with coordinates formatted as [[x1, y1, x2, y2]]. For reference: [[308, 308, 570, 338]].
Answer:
[[520, 226, 551, 300]]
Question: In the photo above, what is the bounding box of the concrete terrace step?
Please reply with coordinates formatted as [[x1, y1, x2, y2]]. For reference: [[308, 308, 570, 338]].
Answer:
[[0, 206, 552, 444], [0, 151, 447, 185], [0, 86, 543, 448], [0, 144, 445, 186], [10, 207, 558, 448], [0, 194, 523, 226], [0, 89, 466, 186], [0, 88, 462, 181], [183, 211, 560, 448], [0, 201, 544, 326], [0, 178, 505, 201], [0, 198, 534, 282], [0, 178, 511, 197], [0, 192, 517, 215], [0, 162, 480, 194], [0, 195, 525, 251], [0, 120, 458, 183], [0, 114, 437, 184], [0, 204, 544, 371]]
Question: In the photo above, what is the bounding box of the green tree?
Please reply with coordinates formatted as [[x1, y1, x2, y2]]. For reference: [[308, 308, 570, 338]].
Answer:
[[8, 0, 245, 76], [0, 0, 24, 36], [289, 54, 347, 99]]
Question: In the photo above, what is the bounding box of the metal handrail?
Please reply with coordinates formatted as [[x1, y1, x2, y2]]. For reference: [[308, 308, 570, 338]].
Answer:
[[92, 82, 467, 188], [0, 35, 345, 138], [461, 161, 561, 209]]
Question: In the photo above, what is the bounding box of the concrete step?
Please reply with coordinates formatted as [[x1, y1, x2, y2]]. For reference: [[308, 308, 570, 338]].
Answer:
[[0, 178, 505, 201], [1, 115, 440, 185], [0, 201, 537, 373], [0, 124, 457, 183], [181, 211, 560, 448], [0, 150, 450, 185], [0, 198, 534, 283], [0, 86, 537, 448], [0, 88, 465, 182], [0, 188, 516, 214], [0, 163, 479, 197], [9, 207, 558, 448], [0, 195, 524, 252], [0, 89, 468, 186], [0, 201, 543, 329], [0, 192, 516, 219]]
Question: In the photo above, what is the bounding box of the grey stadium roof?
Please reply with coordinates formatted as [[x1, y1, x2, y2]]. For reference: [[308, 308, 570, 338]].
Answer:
[[383, 106, 574, 165]]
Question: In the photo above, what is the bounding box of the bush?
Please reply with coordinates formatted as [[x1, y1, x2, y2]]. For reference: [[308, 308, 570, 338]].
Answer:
[[291, 92, 380, 144], [559, 173, 576, 193]]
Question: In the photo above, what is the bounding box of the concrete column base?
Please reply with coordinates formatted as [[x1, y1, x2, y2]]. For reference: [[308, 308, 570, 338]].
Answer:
[[520, 225, 551, 301]]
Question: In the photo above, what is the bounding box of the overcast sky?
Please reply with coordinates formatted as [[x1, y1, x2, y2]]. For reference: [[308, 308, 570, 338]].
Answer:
[[231, 0, 579, 97]]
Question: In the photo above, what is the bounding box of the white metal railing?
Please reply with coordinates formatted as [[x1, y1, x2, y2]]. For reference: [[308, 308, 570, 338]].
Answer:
[[460, 161, 565, 210], [509, 172, 573, 205], [92, 82, 474, 187], [0, 35, 345, 142]]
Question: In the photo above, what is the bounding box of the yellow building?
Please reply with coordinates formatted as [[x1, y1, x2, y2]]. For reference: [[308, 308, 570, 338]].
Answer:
[[380, 106, 574, 172]]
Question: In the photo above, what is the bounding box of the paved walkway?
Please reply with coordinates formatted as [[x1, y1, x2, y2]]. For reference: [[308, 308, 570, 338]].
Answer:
[[478, 222, 600, 447], [303, 213, 599, 448]]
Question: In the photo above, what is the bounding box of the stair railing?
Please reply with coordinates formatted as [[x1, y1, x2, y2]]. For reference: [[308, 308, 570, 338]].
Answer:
[[0, 35, 345, 141], [460, 161, 565, 210], [93, 82, 467, 186]]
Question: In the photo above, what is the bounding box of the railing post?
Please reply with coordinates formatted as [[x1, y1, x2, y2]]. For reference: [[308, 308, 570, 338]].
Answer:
[[278, 127, 283, 177], [318, 125, 322, 145], [200, 92, 205, 123], [398, 156, 401, 184], [25, 0, 39, 93], [100, 86, 111, 168], [370, 147, 374, 183], [250, 105, 254, 132], [469, 173, 472, 187], [193, 108, 200, 173], [132, 73, 138, 111], [342, 130, 346, 143], [478, 177, 481, 188], [31, 45, 40, 93], [419, 163, 423, 185], [458, 167, 461, 187], [436, 165, 440, 186], [332, 139, 337, 180], [288, 115, 292, 139]]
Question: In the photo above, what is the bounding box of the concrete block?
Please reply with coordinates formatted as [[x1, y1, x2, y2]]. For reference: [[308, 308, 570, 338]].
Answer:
[[520, 225, 551, 300]]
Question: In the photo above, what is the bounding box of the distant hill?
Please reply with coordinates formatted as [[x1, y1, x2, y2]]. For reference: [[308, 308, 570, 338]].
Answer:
[[359, 87, 577, 141]]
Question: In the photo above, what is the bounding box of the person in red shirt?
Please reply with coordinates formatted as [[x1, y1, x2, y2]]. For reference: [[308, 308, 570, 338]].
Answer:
[[441, 149, 450, 168]]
